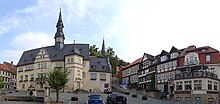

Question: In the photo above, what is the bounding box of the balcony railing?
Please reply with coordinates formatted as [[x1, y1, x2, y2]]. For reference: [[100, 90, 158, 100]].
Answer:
[[184, 60, 198, 66], [176, 71, 218, 80]]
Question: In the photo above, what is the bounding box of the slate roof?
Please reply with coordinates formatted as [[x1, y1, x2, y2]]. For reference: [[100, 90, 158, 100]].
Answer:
[[0, 64, 12, 73], [169, 46, 179, 53], [89, 57, 111, 73], [17, 44, 89, 66], [143, 53, 154, 61], [160, 50, 169, 56]]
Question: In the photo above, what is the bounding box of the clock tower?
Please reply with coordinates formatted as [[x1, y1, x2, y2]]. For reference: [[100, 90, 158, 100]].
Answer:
[[54, 9, 65, 50]]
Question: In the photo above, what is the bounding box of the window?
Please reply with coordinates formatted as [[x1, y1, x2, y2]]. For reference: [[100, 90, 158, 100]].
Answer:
[[25, 75, 28, 80], [38, 64, 40, 69], [77, 58, 81, 64], [92, 65, 96, 69], [43, 63, 47, 68], [173, 61, 177, 67], [184, 81, 192, 90], [161, 56, 167, 62], [38, 73, 41, 78], [90, 73, 97, 80], [71, 58, 73, 63], [176, 97, 182, 102], [208, 80, 212, 90], [67, 58, 70, 63], [30, 74, 34, 81], [176, 81, 183, 90], [42, 73, 46, 78], [194, 80, 202, 90], [171, 52, 178, 59], [20, 75, 23, 81], [206, 54, 211, 62], [100, 74, 106, 81], [22, 84, 25, 89], [214, 82, 217, 90], [77, 70, 80, 76]]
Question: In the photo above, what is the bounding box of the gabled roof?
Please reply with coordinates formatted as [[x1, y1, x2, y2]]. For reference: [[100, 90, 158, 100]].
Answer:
[[122, 57, 142, 70], [142, 53, 154, 62], [169, 46, 179, 53], [89, 57, 111, 73], [17, 44, 89, 66], [160, 50, 169, 56], [0, 64, 12, 72], [3, 61, 16, 74], [180, 45, 219, 57], [3, 61, 16, 71]]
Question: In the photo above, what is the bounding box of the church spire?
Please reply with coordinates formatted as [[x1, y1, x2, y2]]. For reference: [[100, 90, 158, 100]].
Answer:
[[101, 38, 106, 54], [54, 9, 65, 50]]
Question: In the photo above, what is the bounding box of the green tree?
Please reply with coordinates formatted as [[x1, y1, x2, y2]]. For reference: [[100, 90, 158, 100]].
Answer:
[[89, 45, 129, 75], [47, 68, 69, 102], [89, 45, 99, 56]]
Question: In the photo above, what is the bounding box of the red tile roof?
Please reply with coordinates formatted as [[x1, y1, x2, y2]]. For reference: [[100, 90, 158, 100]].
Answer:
[[0, 64, 12, 72], [122, 57, 142, 70], [180, 45, 219, 57]]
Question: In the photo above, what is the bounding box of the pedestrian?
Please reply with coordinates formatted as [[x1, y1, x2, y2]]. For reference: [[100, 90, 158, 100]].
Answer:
[[29, 90, 33, 96]]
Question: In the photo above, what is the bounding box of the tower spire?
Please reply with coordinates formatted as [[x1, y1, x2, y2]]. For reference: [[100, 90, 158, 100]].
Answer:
[[101, 38, 106, 54], [54, 9, 65, 50]]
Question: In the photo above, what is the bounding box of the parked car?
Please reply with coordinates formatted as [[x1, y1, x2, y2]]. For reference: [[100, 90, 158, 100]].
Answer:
[[87, 93, 104, 104], [107, 94, 127, 104]]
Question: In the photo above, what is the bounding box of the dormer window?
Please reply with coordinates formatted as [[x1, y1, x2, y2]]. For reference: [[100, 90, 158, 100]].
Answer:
[[102, 66, 107, 69], [161, 56, 167, 62], [201, 49, 207, 52], [170, 52, 178, 59], [205, 54, 211, 62], [92, 65, 96, 69]]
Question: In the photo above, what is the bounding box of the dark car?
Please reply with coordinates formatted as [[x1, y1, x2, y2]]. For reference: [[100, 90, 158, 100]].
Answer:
[[107, 94, 127, 104], [87, 94, 104, 104]]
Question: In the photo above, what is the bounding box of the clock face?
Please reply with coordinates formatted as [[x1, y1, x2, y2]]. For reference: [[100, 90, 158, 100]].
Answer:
[[56, 37, 63, 42]]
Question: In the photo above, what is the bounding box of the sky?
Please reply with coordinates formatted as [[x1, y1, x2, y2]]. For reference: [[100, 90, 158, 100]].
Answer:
[[1, 0, 220, 64]]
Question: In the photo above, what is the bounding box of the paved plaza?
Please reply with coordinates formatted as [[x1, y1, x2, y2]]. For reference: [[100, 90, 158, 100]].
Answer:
[[0, 90, 174, 104]]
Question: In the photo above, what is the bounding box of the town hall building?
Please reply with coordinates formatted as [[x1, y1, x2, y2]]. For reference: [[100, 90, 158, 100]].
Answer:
[[16, 10, 112, 92]]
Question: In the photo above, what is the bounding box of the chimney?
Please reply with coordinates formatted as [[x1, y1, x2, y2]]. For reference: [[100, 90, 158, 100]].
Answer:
[[11, 61, 13, 68]]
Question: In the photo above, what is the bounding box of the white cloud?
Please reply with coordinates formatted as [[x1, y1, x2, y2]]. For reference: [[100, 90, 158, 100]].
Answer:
[[11, 32, 54, 50], [0, 50, 22, 64], [107, 0, 220, 62]]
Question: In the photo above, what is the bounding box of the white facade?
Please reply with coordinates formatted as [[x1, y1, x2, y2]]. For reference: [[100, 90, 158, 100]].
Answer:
[[0, 69, 12, 89]]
